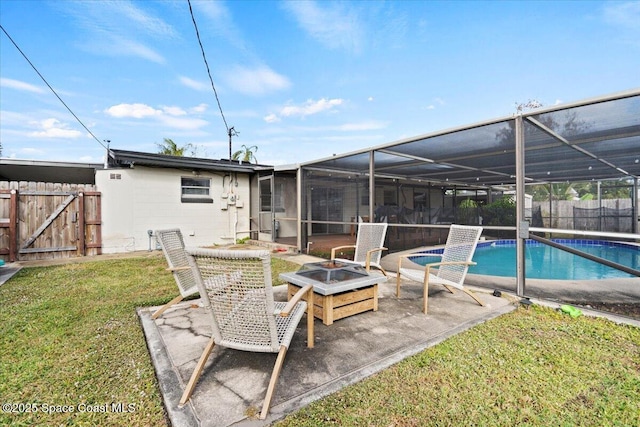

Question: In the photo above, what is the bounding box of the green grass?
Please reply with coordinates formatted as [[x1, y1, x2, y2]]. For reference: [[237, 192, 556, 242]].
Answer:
[[1, 255, 639, 426], [277, 305, 640, 427], [0, 253, 301, 426]]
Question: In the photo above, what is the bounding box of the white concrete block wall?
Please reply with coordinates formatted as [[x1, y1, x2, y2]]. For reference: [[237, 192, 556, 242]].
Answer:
[[96, 166, 251, 253]]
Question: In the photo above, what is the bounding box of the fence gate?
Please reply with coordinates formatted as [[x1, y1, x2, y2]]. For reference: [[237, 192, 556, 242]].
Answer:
[[0, 182, 102, 262]]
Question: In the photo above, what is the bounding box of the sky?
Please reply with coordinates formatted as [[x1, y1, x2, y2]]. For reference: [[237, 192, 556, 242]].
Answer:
[[1, 0, 639, 167]]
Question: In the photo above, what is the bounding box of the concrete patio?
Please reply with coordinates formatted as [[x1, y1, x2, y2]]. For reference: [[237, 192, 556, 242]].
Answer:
[[138, 253, 515, 427]]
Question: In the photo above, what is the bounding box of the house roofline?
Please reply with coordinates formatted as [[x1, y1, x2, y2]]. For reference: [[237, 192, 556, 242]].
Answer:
[[107, 149, 267, 173]]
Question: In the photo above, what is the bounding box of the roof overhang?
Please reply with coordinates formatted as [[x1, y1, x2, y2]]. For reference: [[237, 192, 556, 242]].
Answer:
[[300, 88, 640, 188], [0, 159, 103, 184], [107, 149, 262, 174]]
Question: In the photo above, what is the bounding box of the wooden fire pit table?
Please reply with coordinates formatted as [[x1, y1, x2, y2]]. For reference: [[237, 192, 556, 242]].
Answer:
[[279, 260, 387, 325]]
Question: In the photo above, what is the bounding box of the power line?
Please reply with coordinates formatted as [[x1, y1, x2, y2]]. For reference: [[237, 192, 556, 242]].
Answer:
[[0, 24, 108, 151], [186, 0, 236, 158]]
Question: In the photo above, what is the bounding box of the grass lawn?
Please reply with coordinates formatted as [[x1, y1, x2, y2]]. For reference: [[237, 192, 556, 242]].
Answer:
[[1, 254, 639, 426]]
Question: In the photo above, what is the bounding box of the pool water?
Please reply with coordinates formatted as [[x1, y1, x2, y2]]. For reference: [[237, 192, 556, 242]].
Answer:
[[411, 240, 640, 280]]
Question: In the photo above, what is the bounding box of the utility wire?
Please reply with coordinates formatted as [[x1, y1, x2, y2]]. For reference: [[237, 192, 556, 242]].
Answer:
[[186, 0, 231, 135], [0, 24, 108, 151]]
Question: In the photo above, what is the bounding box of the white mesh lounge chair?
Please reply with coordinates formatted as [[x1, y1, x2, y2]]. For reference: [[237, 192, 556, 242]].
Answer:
[[396, 224, 485, 314], [180, 248, 314, 420], [331, 222, 389, 276], [152, 229, 199, 319]]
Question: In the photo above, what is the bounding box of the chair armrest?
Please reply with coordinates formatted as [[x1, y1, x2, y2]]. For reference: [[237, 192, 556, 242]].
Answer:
[[424, 261, 476, 268], [364, 247, 388, 271], [168, 266, 191, 272], [422, 261, 476, 285], [396, 252, 443, 271], [279, 284, 314, 317], [331, 245, 356, 260]]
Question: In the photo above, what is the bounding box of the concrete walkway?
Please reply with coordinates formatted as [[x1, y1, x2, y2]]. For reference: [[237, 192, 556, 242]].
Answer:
[[138, 253, 515, 426]]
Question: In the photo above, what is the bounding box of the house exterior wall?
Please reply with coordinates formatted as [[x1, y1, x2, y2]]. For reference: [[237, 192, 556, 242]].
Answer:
[[96, 166, 251, 253]]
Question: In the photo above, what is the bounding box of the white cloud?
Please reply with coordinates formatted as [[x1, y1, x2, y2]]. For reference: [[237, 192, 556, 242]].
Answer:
[[603, 1, 640, 29], [180, 76, 209, 92], [283, 1, 364, 52], [27, 118, 83, 138], [264, 113, 280, 123], [105, 103, 162, 118], [104, 102, 209, 131], [60, 0, 174, 63], [224, 65, 291, 96], [162, 106, 187, 116], [264, 98, 345, 123], [191, 1, 250, 52], [158, 115, 209, 131], [110, 37, 165, 64], [279, 98, 344, 118], [116, 1, 177, 37], [424, 97, 445, 110], [0, 78, 45, 94], [189, 103, 209, 114]]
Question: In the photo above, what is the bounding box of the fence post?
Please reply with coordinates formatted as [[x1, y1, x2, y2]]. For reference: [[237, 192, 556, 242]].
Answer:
[[78, 192, 86, 256], [9, 189, 18, 262]]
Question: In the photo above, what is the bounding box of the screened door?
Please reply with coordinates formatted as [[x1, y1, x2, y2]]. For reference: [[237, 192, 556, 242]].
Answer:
[[311, 187, 343, 234]]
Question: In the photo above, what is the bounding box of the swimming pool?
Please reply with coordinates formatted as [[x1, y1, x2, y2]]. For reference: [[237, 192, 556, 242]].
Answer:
[[410, 240, 640, 280]]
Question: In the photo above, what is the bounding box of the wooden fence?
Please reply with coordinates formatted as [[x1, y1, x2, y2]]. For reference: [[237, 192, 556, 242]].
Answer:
[[0, 181, 101, 262], [532, 199, 636, 232]]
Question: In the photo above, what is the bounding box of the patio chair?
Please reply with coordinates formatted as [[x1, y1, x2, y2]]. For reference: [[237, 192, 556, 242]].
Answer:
[[180, 248, 315, 420], [396, 224, 485, 314], [331, 222, 389, 276], [152, 228, 199, 319]]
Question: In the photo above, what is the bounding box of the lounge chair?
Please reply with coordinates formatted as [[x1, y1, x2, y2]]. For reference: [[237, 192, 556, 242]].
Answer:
[[152, 228, 199, 319], [396, 224, 484, 313], [179, 248, 315, 420], [331, 222, 389, 276]]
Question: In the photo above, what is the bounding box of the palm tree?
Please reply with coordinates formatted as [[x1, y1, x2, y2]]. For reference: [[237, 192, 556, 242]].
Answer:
[[156, 138, 194, 156], [232, 145, 258, 164]]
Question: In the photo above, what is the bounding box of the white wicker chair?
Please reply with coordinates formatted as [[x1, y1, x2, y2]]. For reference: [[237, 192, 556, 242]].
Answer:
[[396, 224, 485, 314], [180, 248, 314, 420], [152, 229, 199, 319], [331, 222, 389, 276]]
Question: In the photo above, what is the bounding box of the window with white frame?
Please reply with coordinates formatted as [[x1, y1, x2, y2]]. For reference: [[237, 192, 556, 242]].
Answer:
[[181, 177, 213, 203]]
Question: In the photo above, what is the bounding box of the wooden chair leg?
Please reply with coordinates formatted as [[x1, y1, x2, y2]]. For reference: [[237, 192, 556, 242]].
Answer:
[[151, 295, 184, 319], [422, 281, 429, 314], [463, 288, 485, 307], [396, 272, 402, 297], [307, 292, 314, 348], [442, 284, 457, 294], [179, 337, 216, 406], [377, 265, 388, 277], [260, 345, 288, 420]]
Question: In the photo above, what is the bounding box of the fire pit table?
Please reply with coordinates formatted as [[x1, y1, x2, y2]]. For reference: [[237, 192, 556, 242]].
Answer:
[[279, 260, 387, 325]]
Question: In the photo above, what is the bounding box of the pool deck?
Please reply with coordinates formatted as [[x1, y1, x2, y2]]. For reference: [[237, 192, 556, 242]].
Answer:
[[139, 252, 516, 426], [380, 247, 640, 308]]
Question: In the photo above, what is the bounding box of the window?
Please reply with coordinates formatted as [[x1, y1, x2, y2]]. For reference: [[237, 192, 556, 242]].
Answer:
[[181, 177, 212, 203]]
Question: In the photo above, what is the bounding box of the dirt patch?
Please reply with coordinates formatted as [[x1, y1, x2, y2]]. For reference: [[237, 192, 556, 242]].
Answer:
[[577, 302, 640, 320]]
